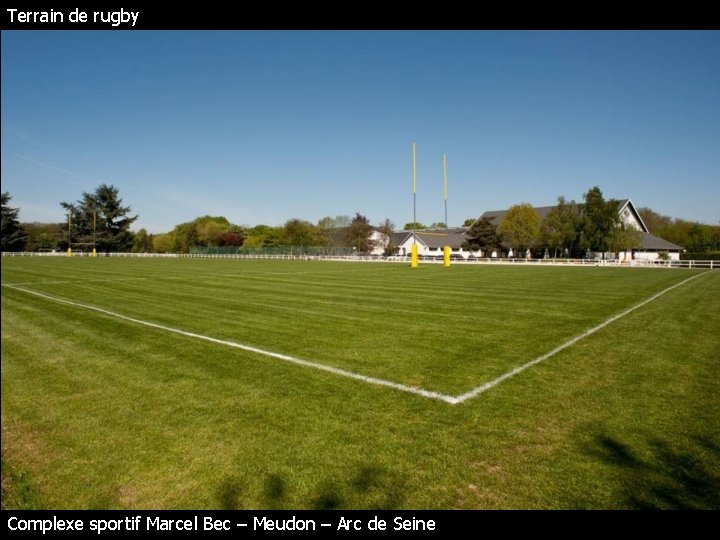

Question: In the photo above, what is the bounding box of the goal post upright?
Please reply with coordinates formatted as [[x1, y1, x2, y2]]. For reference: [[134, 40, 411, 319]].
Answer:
[[443, 153, 450, 267], [411, 142, 418, 269]]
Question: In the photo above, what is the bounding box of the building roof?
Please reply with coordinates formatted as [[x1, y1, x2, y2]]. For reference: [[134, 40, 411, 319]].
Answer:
[[414, 231, 466, 249], [393, 229, 467, 249], [616, 199, 649, 233], [475, 198, 683, 252], [481, 199, 637, 222], [480, 205, 557, 225], [639, 232, 683, 251], [391, 231, 413, 246], [479, 199, 653, 234]]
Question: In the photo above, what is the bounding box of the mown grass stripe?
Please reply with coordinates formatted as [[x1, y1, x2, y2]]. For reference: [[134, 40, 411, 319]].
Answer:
[[3, 269, 709, 406], [453, 270, 710, 403], [2, 283, 459, 405]]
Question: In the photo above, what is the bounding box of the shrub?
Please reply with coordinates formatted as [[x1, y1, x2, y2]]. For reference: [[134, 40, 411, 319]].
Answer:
[[680, 251, 720, 261]]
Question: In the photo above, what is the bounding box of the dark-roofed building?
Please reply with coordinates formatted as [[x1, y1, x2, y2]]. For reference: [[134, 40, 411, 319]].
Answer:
[[477, 199, 683, 260], [394, 228, 472, 258], [389, 199, 682, 261]]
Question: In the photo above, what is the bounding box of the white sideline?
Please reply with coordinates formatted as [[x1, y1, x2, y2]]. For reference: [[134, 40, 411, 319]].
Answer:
[[1, 283, 459, 405], [2, 271, 708, 406], [453, 270, 709, 403], [4, 277, 148, 287]]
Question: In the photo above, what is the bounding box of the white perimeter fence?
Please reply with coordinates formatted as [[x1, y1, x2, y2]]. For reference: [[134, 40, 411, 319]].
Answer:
[[2, 251, 717, 269]]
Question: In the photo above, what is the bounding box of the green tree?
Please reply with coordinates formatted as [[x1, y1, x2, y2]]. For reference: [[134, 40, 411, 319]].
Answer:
[[462, 216, 501, 253], [283, 218, 317, 246], [23, 222, 63, 252], [171, 221, 198, 253], [684, 222, 719, 252], [346, 213, 373, 252], [243, 225, 283, 248], [430, 222, 447, 229], [316, 216, 335, 246], [580, 186, 618, 257], [218, 225, 245, 247], [166, 216, 238, 252], [1, 192, 27, 251], [498, 203, 541, 257], [61, 184, 138, 252], [153, 233, 174, 253], [132, 228, 154, 252], [377, 218, 396, 255], [541, 196, 580, 257], [196, 220, 226, 246], [607, 223, 642, 255], [462, 218, 476, 227], [637, 207, 672, 233], [403, 221, 427, 231], [333, 215, 351, 228]]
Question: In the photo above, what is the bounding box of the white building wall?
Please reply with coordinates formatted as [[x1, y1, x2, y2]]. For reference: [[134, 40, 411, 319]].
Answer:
[[396, 236, 429, 256], [618, 202, 647, 232], [632, 251, 681, 261], [368, 231, 388, 256]]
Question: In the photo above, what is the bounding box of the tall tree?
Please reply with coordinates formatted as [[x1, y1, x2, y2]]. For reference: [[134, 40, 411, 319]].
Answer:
[[243, 225, 283, 248], [580, 186, 618, 257], [283, 218, 317, 246], [607, 223, 642, 255], [166, 216, 240, 252], [196, 220, 226, 246], [23, 222, 63, 252], [61, 184, 138, 252], [218, 225, 245, 247], [497, 203, 541, 256], [1, 192, 26, 251], [377, 218, 396, 255], [346, 213, 373, 252], [637, 207, 672, 233], [316, 216, 335, 246], [132, 228, 154, 253], [153, 233, 174, 253], [171, 221, 198, 253], [333, 215, 351, 228], [541, 196, 580, 257], [651, 218, 719, 253], [462, 216, 501, 253]]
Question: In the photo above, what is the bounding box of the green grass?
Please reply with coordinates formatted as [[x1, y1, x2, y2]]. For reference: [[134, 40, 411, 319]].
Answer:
[[1, 257, 718, 509]]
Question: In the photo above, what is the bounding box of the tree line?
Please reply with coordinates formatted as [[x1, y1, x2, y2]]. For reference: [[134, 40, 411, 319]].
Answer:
[[2, 185, 718, 256], [0, 187, 394, 254], [151, 213, 392, 254], [462, 187, 640, 258], [462, 186, 719, 258]]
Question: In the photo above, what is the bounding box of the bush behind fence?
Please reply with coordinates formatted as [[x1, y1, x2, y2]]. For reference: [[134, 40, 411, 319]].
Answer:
[[190, 245, 356, 256], [2, 251, 717, 269]]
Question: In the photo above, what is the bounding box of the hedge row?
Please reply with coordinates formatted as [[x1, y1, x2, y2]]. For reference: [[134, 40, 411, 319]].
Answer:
[[680, 252, 720, 261]]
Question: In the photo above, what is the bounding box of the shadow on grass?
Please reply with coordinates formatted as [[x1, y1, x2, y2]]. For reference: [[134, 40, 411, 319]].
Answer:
[[216, 465, 406, 509], [310, 465, 407, 510], [217, 476, 244, 510], [588, 434, 720, 509]]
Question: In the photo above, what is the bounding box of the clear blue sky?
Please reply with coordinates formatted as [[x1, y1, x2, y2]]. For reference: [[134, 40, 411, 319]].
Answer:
[[2, 30, 719, 233]]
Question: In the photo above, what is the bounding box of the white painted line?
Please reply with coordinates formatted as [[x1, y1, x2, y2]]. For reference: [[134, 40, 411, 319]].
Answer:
[[1, 283, 459, 405], [452, 271, 710, 404], [2, 271, 708, 406], [3, 277, 148, 287]]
